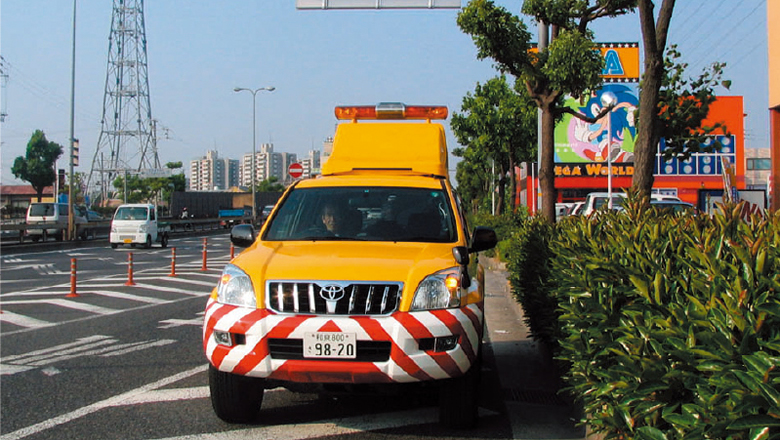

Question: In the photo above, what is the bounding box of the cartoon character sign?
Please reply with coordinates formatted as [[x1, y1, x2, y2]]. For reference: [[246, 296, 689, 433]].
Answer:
[[555, 84, 639, 164]]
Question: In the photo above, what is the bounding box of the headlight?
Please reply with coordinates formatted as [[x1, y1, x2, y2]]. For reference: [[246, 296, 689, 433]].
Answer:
[[411, 267, 462, 311], [217, 264, 256, 308], [110, 225, 117, 233], [138, 224, 148, 233]]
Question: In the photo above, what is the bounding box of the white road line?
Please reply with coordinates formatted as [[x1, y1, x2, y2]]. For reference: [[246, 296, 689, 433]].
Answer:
[[130, 283, 209, 296], [28, 299, 119, 315], [159, 277, 219, 287], [0, 364, 36, 375], [108, 386, 210, 406], [150, 407, 440, 440], [81, 290, 171, 304], [0, 364, 208, 440], [2, 335, 113, 362], [4, 290, 170, 304], [0, 310, 53, 329], [25, 339, 120, 366], [100, 339, 176, 357]]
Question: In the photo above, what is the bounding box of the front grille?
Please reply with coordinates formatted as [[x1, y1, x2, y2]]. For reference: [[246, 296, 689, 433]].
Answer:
[[266, 281, 402, 315], [268, 338, 391, 362]]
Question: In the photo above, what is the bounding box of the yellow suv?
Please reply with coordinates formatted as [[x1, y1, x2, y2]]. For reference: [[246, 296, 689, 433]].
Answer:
[[203, 103, 497, 428]]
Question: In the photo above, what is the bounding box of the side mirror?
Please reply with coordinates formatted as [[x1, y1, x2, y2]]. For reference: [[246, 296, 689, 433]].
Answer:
[[230, 224, 256, 248], [469, 226, 497, 253]]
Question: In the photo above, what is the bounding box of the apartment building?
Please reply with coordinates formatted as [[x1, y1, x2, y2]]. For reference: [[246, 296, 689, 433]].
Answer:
[[189, 151, 239, 191]]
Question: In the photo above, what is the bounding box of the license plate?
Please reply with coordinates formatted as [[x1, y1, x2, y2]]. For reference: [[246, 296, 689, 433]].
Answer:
[[303, 332, 356, 359], [123, 238, 132, 243]]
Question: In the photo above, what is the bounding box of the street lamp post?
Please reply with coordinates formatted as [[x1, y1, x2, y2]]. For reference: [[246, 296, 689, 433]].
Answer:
[[600, 91, 618, 210], [234, 86, 275, 224]]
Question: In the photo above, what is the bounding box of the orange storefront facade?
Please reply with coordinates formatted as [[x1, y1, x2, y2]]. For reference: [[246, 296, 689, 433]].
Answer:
[[546, 93, 744, 212]]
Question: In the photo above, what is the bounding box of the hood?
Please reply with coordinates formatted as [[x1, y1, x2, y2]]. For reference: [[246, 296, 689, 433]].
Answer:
[[232, 240, 456, 288]]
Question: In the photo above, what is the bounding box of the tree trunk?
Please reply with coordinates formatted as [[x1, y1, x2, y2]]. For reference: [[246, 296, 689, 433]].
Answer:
[[634, 0, 676, 197], [496, 175, 506, 215], [509, 155, 516, 211], [540, 103, 557, 221]]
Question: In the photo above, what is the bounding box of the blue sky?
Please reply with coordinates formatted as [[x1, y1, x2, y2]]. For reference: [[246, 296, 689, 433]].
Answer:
[[0, 1, 769, 186]]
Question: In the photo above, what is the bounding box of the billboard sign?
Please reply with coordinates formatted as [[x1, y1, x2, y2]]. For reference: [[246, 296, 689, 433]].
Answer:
[[555, 83, 639, 168]]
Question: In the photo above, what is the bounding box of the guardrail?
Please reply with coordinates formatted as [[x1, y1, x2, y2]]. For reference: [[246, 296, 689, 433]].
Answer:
[[0, 217, 252, 244]]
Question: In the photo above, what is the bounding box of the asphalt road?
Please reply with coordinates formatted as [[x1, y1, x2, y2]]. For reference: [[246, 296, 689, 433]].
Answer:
[[0, 233, 584, 440]]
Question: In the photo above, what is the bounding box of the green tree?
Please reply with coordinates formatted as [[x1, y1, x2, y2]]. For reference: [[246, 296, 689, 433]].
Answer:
[[458, 0, 630, 221], [165, 161, 183, 170], [451, 76, 537, 215], [12, 130, 64, 202], [256, 177, 285, 192]]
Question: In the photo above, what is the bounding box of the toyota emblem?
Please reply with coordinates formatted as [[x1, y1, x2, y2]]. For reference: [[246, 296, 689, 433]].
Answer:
[[320, 284, 345, 314]]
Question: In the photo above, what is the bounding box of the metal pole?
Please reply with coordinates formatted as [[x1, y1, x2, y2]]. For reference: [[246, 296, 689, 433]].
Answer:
[[68, 0, 77, 240], [234, 87, 275, 225], [252, 93, 257, 224], [600, 91, 617, 210], [607, 111, 613, 209], [536, 20, 549, 215]]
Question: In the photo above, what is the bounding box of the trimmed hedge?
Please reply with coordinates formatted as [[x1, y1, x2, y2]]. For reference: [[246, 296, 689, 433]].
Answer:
[[546, 203, 780, 439]]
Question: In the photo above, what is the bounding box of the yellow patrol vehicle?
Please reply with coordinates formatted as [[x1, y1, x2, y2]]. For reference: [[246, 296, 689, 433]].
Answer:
[[203, 102, 497, 428]]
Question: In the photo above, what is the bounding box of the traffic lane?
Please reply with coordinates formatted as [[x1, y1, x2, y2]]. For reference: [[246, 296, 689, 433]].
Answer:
[[0, 294, 207, 435], [3, 347, 513, 440], [0, 236, 231, 289]]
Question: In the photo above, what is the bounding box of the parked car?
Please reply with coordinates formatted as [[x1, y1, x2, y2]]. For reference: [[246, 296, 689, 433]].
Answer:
[[582, 192, 681, 216], [25, 202, 88, 241], [87, 210, 105, 221], [648, 200, 696, 214]]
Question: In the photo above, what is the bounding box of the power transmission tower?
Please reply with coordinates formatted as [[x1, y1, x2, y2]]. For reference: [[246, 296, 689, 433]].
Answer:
[[0, 56, 8, 122], [88, 0, 160, 203]]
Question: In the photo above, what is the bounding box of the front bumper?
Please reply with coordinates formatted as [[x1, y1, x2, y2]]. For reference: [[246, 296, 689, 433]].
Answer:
[[109, 232, 145, 244], [203, 298, 483, 384]]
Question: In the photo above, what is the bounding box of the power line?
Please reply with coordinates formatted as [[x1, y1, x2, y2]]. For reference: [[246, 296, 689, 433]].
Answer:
[[687, 0, 764, 72]]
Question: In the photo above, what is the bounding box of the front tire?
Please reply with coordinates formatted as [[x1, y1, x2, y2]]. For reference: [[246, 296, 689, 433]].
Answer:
[[144, 235, 152, 249], [111, 243, 118, 249], [209, 365, 264, 423], [439, 353, 481, 429], [160, 234, 168, 248]]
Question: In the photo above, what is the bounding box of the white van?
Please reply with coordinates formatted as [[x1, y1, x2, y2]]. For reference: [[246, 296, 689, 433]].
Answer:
[[25, 202, 88, 241], [110, 203, 170, 249]]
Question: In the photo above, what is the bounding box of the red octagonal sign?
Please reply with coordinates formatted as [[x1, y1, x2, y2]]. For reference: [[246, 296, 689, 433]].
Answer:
[[288, 162, 304, 179]]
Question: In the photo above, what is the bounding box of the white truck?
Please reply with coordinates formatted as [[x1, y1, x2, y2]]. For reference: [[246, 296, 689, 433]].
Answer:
[[109, 203, 170, 249]]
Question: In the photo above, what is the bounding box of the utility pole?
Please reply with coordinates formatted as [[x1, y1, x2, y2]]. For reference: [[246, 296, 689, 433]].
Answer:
[[68, 0, 77, 240]]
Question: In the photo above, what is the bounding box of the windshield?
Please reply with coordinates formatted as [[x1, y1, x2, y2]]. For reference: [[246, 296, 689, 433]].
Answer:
[[593, 196, 625, 210], [264, 187, 457, 242], [114, 207, 149, 221], [29, 204, 56, 216]]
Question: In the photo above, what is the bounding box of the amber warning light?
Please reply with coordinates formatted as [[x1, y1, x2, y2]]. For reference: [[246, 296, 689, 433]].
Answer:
[[335, 102, 448, 120]]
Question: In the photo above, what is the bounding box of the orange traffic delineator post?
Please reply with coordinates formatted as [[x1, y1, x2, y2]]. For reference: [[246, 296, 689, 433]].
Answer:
[[125, 253, 136, 286], [169, 247, 177, 277], [230, 243, 235, 260], [201, 238, 208, 271], [67, 258, 79, 297]]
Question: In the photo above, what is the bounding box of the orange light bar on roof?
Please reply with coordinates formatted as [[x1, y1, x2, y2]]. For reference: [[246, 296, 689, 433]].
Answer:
[[334, 102, 448, 120]]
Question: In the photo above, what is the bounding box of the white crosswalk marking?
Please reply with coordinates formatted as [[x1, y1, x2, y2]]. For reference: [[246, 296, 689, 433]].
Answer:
[[1, 335, 177, 373], [0, 310, 53, 329], [0, 248, 223, 333]]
